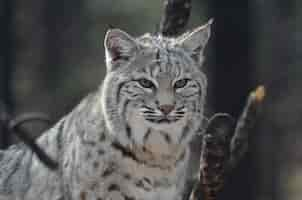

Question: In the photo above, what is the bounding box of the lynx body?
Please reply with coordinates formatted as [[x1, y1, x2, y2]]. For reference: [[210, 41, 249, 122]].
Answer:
[[0, 20, 211, 200]]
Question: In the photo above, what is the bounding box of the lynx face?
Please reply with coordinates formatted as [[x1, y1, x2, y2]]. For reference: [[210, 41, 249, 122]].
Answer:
[[102, 21, 211, 153]]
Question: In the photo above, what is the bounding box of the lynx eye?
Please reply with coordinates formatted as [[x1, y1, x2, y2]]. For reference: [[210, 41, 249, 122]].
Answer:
[[137, 78, 155, 89], [174, 79, 189, 89]]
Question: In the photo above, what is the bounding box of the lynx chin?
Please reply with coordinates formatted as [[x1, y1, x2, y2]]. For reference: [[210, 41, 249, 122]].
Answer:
[[0, 19, 212, 200]]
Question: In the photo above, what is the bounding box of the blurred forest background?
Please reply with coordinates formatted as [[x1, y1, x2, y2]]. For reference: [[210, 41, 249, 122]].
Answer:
[[0, 0, 301, 200]]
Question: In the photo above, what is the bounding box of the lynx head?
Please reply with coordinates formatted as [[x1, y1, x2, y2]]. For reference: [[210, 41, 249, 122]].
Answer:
[[101, 20, 211, 152]]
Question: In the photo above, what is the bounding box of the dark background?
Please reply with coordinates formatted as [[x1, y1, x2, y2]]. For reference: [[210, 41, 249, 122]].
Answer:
[[1, 0, 301, 199]]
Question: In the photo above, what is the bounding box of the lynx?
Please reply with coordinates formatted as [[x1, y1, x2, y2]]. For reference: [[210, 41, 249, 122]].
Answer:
[[0, 20, 212, 200]]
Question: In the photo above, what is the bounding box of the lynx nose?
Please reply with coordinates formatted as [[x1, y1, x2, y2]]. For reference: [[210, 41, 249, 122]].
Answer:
[[159, 104, 175, 115]]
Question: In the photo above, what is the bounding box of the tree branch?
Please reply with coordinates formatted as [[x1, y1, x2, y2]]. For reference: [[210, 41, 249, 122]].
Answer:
[[0, 102, 57, 170], [189, 86, 266, 200], [159, 0, 192, 36], [228, 86, 265, 169]]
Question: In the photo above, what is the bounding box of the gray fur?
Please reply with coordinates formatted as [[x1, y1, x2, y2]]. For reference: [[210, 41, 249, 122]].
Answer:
[[0, 20, 211, 200]]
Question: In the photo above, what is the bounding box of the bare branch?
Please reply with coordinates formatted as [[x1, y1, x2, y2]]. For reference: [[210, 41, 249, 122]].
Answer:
[[9, 112, 52, 130], [228, 86, 265, 169], [11, 127, 58, 170], [189, 86, 266, 200], [159, 0, 192, 36], [0, 102, 57, 170]]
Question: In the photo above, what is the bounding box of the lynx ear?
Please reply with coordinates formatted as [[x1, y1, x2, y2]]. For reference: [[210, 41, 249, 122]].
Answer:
[[177, 19, 213, 65], [104, 29, 139, 71]]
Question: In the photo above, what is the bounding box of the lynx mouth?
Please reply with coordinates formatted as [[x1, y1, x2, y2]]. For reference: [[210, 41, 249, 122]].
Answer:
[[145, 117, 180, 124]]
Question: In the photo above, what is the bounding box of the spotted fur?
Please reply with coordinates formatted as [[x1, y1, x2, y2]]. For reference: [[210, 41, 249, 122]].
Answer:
[[0, 20, 211, 200]]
